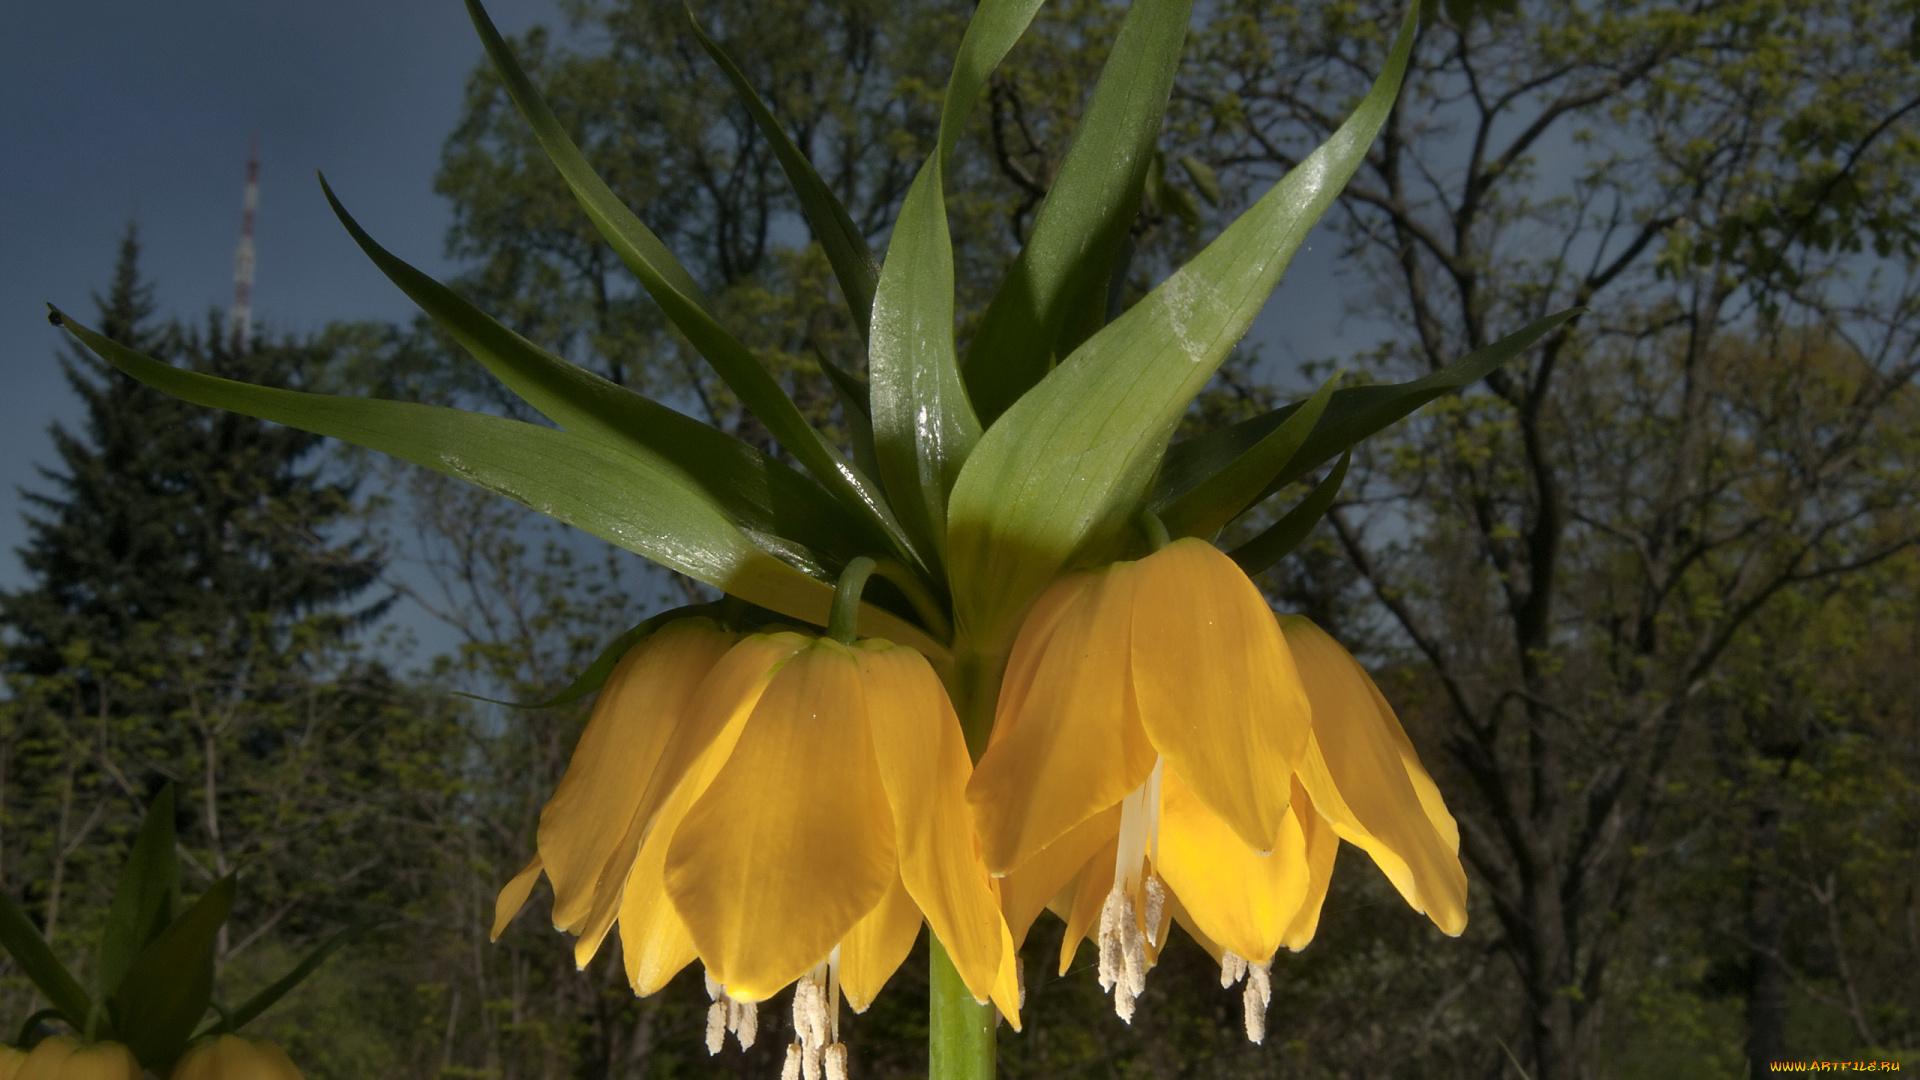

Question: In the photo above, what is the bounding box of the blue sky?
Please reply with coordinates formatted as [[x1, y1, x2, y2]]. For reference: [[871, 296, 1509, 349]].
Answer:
[[2, 0, 1362, 662]]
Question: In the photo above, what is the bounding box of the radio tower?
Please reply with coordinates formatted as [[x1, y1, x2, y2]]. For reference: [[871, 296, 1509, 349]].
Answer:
[[228, 134, 260, 353]]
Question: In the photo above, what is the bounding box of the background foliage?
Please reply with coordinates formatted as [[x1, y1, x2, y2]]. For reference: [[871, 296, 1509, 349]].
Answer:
[[5, 1, 1917, 1078]]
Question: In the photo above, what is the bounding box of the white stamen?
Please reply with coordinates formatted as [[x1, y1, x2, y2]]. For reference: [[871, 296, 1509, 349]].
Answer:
[[1143, 876, 1166, 947], [1096, 882, 1148, 1022], [802, 1046, 823, 1080], [827, 945, 843, 1043], [781, 1045, 803, 1080], [1242, 961, 1272, 1044], [704, 1000, 727, 1055], [792, 966, 832, 1080], [824, 1043, 849, 1080], [730, 999, 758, 1050], [705, 969, 724, 1001], [1220, 950, 1248, 989], [1017, 958, 1027, 1010]]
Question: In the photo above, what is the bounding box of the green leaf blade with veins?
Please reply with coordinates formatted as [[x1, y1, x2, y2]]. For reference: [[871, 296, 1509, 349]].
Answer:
[[964, 0, 1196, 426], [96, 787, 180, 1004], [687, 8, 882, 338], [52, 310, 948, 661], [463, 0, 924, 574], [322, 176, 876, 576], [865, 0, 1046, 563], [945, 7, 1419, 650]]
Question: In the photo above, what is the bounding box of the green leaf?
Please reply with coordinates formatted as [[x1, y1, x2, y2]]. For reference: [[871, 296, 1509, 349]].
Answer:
[[865, 0, 1050, 561], [1157, 309, 1584, 512], [96, 787, 179, 1002], [51, 310, 948, 661], [0, 893, 90, 1028], [211, 923, 367, 1036], [1228, 451, 1350, 576], [1157, 372, 1338, 539], [964, 0, 1195, 425], [114, 876, 234, 1068], [812, 348, 882, 480], [322, 177, 874, 576], [1179, 154, 1220, 206], [686, 8, 881, 338], [945, 7, 1420, 650], [463, 0, 923, 574]]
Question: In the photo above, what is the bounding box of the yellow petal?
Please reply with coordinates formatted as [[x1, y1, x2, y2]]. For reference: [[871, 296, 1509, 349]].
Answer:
[[968, 567, 1157, 873], [1128, 539, 1308, 854], [838, 872, 924, 1013], [540, 620, 735, 931], [856, 639, 1005, 1003], [1366, 676, 1461, 853], [666, 639, 897, 1002], [566, 632, 809, 963], [1280, 615, 1468, 936], [616, 785, 701, 994], [996, 804, 1119, 951], [1281, 776, 1340, 951], [15, 1036, 76, 1080], [1056, 835, 1117, 977], [492, 854, 545, 941], [1166, 889, 1223, 964], [986, 573, 1095, 751], [0, 1047, 25, 1080], [989, 917, 1023, 1031], [1155, 765, 1308, 964], [172, 1037, 302, 1080]]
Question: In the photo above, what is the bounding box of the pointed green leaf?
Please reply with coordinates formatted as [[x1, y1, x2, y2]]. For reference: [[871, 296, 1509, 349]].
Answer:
[[323, 177, 874, 575], [946, 7, 1419, 649], [865, 0, 1049, 561], [1179, 155, 1220, 206], [1158, 309, 1584, 512], [0, 893, 90, 1028], [51, 310, 948, 660], [1228, 451, 1350, 575], [212, 923, 367, 1036], [97, 787, 179, 1002], [965, 0, 1194, 425], [687, 9, 881, 338], [114, 876, 233, 1067], [1157, 372, 1337, 539], [812, 348, 882, 480], [463, 0, 923, 573]]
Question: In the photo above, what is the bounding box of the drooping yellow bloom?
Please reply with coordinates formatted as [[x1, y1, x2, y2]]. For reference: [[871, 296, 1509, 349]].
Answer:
[[14, 1039, 140, 1080], [970, 543, 1467, 1039], [968, 538, 1310, 874], [495, 623, 1019, 1074], [170, 1036, 305, 1080], [0, 1046, 24, 1080]]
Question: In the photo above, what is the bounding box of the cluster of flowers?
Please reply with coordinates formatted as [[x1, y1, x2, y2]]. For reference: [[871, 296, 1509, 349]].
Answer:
[[0, 1035, 300, 1080], [496, 537, 1468, 1070]]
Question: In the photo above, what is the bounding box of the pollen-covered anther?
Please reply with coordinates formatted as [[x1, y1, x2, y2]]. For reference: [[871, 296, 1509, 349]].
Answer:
[[1142, 875, 1166, 947], [1219, 950, 1248, 990], [1096, 882, 1148, 1022], [824, 1043, 849, 1080], [728, 998, 758, 1050], [781, 1044, 803, 1080], [1242, 960, 1272, 1045], [791, 966, 833, 1080], [704, 1001, 726, 1056]]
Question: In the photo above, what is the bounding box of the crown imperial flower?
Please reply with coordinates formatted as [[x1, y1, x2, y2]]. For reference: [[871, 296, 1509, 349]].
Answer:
[[169, 1036, 305, 1080], [13, 1038, 140, 1080]]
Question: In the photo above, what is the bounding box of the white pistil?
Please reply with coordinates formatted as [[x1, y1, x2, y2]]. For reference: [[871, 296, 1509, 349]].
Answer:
[[1242, 960, 1272, 1045]]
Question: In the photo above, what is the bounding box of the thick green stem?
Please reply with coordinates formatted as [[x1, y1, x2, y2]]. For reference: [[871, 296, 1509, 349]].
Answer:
[[929, 643, 1005, 1080], [929, 935, 995, 1080]]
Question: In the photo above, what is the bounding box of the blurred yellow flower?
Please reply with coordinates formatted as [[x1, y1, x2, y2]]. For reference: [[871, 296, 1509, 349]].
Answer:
[[0, 1045, 25, 1080], [14, 1038, 139, 1080], [496, 623, 1018, 1075], [170, 1036, 304, 1080]]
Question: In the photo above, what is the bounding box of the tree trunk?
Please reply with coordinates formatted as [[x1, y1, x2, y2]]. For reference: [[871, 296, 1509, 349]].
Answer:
[[1746, 789, 1789, 1076]]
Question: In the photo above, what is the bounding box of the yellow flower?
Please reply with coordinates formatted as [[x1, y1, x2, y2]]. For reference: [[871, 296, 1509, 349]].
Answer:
[[495, 623, 1019, 1073], [967, 538, 1310, 873], [14, 1038, 140, 1080], [969, 544, 1467, 1038], [170, 1036, 305, 1080], [0, 1045, 25, 1080]]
